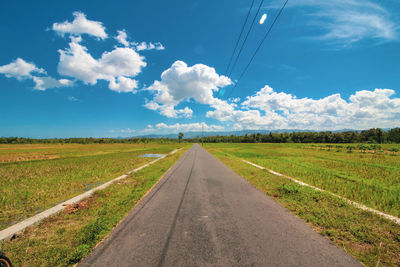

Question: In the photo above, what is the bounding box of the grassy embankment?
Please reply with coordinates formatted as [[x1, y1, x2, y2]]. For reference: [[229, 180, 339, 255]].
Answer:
[[0, 143, 184, 230], [0, 144, 189, 266], [206, 143, 400, 267]]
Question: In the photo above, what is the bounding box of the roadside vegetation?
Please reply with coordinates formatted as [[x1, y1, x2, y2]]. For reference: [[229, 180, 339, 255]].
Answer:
[[0, 146, 188, 266], [207, 143, 400, 217], [206, 143, 400, 266], [0, 143, 184, 230]]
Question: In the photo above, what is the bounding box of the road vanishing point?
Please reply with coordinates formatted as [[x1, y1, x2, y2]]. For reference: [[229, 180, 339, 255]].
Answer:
[[79, 144, 361, 267]]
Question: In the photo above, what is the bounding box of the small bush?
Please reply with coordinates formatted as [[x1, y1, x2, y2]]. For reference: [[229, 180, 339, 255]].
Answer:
[[279, 183, 300, 195], [346, 145, 355, 153], [68, 244, 91, 264], [78, 216, 110, 246], [358, 144, 368, 153]]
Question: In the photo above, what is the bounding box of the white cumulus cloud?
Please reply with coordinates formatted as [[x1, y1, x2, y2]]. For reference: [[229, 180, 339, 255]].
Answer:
[[115, 29, 165, 51], [0, 58, 73, 90], [2, 13, 165, 93], [115, 30, 130, 47], [57, 36, 146, 93], [145, 60, 232, 117], [132, 41, 165, 51], [52, 11, 108, 39], [32, 76, 74, 90], [144, 122, 224, 134], [219, 85, 400, 130], [0, 58, 45, 80]]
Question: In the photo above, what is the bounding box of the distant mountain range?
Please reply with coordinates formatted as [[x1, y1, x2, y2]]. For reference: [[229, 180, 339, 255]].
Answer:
[[135, 129, 365, 139]]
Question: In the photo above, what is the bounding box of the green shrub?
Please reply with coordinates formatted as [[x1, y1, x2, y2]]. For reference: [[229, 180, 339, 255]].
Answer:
[[78, 216, 110, 246], [279, 183, 300, 195], [346, 145, 355, 153], [68, 244, 91, 264]]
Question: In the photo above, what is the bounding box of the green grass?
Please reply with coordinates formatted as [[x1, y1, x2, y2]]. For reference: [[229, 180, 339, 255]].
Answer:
[[206, 144, 400, 267], [0, 143, 184, 230], [205, 143, 400, 217], [0, 146, 189, 266]]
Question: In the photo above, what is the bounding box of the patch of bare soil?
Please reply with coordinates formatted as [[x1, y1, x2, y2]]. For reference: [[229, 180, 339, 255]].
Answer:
[[350, 242, 375, 252], [64, 198, 91, 214], [0, 154, 59, 163]]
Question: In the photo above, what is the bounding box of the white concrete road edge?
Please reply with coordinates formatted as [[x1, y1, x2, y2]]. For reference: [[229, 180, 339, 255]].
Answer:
[[242, 159, 400, 225], [0, 148, 181, 242]]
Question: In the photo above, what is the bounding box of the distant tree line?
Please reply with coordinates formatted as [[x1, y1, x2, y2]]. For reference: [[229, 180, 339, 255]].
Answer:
[[0, 137, 178, 144], [187, 128, 400, 144], [1, 128, 400, 144]]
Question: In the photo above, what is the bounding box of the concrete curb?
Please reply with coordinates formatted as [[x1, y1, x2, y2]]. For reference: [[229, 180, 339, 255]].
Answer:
[[241, 159, 400, 225], [0, 148, 181, 242]]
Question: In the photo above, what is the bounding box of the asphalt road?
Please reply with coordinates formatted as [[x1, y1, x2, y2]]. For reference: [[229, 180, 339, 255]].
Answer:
[[79, 144, 361, 267]]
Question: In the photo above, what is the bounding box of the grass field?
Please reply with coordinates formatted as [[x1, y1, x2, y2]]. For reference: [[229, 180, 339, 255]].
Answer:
[[206, 143, 400, 266], [0, 146, 188, 266], [206, 143, 400, 217], [0, 143, 184, 230]]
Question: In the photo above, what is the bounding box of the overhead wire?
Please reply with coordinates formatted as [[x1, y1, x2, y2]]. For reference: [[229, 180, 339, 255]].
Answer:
[[226, 0, 289, 99], [224, 0, 255, 76], [227, 0, 265, 78]]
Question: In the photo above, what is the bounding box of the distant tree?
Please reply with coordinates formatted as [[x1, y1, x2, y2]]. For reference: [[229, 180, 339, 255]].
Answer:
[[376, 128, 383, 144], [178, 132, 184, 143], [387, 128, 400, 143]]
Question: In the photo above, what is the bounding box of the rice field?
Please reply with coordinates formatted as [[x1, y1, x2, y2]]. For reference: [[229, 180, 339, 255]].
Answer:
[[0, 147, 188, 266], [0, 143, 183, 230], [206, 143, 400, 266], [205, 143, 400, 217]]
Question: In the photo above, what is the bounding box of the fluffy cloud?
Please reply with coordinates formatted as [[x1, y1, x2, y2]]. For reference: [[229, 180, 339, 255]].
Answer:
[[144, 122, 224, 134], [115, 29, 165, 51], [145, 60, 232, 117], [144, 101, 194, 118], [115, 30, 130, 47], [133, 42, 165, 51], [205, 99, 235, 121], [0, 58, 45, 80], [142, 84, 400, 133], [0, 58, 73, 90], [1, 12, 164, 93], [133, 56, 399, 130], [52, 11, 107, 39], [58, 36, 146, 92], [32, 76, 74, 90], [242, 85, 350, 116], [220, 85, 400, 130]]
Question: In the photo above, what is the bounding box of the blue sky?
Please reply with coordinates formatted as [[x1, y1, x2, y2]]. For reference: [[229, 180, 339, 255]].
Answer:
[[0, 0, 399, 138]]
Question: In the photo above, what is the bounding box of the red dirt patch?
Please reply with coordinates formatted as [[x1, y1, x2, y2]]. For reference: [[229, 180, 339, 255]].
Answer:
[[64, 199, 91, 214]]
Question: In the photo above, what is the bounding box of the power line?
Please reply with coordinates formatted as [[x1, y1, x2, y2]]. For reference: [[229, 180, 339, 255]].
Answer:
[[226, 0, 289, 99], [224, 0, 255, 76], [227, 0, 265, 78]]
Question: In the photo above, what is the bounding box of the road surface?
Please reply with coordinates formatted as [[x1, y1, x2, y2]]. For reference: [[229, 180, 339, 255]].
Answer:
[[79, 144, 361, 267]]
